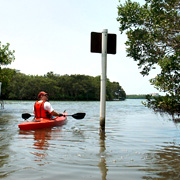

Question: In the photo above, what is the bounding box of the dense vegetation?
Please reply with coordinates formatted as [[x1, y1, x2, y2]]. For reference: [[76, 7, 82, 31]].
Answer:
[[117, 0, 180, 119], [0, 68, 126, 101]]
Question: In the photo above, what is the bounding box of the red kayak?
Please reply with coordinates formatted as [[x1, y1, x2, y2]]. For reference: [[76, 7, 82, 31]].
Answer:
[[18, 113, 67, 130]]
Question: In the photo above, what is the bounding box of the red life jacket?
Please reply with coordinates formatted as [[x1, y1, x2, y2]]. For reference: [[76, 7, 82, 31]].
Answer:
[[34, 101, 52, 119]]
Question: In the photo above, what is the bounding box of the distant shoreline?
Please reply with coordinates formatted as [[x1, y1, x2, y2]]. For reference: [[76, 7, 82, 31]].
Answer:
[[126, 94, 147, 99], [126, 93, 159, 99]]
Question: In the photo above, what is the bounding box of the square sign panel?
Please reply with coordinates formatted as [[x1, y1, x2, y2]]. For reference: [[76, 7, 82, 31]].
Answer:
[[91, 32, 116, 54]]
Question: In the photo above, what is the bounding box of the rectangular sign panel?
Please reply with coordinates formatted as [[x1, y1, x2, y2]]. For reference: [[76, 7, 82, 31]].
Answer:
[[90, 32, 116, 54]]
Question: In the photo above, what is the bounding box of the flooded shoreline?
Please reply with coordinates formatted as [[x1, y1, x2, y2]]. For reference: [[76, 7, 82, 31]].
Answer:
[[0, 100, 180, 179]]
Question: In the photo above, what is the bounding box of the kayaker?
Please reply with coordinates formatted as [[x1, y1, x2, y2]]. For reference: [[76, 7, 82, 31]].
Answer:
[[34, 91, 62, 119]]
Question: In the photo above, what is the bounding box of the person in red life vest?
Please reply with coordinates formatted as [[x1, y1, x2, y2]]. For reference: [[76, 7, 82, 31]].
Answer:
[[34, 91, 62, 119]]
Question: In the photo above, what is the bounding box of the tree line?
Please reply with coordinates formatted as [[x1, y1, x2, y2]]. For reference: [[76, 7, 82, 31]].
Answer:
[[0, 68, 126, 101], [126, 94, 146, 99]]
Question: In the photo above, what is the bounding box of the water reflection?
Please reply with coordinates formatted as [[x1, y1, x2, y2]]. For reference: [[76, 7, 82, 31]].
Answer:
[[19, 128, 62, 162], [0, 142, 10, 178], [141, 144, 180, 179], [98, 131, 108, 180], [0, 116, 14, 178]]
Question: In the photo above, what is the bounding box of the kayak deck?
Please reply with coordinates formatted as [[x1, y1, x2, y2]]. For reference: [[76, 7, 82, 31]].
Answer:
[[18, 113, 67, 130]]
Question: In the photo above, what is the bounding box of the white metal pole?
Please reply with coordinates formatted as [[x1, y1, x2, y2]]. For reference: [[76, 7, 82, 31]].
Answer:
[[100, 29, 108, 131]]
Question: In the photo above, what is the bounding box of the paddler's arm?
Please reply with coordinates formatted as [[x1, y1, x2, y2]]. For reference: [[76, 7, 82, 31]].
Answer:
[[51, 111, 63, 117]]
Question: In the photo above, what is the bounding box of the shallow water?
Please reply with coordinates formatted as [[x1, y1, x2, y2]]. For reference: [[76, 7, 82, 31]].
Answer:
[[0, 100, 180, 179]]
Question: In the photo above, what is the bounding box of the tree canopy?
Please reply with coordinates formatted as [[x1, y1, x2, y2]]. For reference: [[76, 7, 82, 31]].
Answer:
[[0, 42, 15, 68], [0, 42, 15, 98], [0, 68, 126, 101], [117, 0, 180, 118]]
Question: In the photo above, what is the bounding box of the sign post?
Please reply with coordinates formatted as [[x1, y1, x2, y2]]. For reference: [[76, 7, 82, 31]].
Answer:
[[90, 29, 116, 131], [100, 29, 108, 131]]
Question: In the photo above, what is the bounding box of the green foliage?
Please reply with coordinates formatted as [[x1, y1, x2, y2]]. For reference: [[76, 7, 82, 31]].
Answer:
[[117, 0, 180, 117], [1, 69, 126, 101], [0, 42, 15, 97], [143, 94, 180, 119], [117, 0, 180, 76], [0, 42, 15, 67], [0, 68, 16, 98]]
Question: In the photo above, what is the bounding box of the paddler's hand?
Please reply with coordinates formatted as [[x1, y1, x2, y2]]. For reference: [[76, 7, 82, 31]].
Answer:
[[58, 113, 64, 117]]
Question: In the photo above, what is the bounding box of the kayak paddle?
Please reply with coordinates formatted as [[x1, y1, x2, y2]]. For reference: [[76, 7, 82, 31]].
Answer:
[[68, 113, 86, 119], [22, 112, 86, 120], [22, 113, 32, 120]]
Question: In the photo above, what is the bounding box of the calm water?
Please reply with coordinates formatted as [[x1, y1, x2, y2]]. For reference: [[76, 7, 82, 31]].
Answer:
[[0, 100, 180, 180]]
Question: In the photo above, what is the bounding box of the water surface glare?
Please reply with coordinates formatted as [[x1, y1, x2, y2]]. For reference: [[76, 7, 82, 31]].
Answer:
[[0, 100, 180, 179]]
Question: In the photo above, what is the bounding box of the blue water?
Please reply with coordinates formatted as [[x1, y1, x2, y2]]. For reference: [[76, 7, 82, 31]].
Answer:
[[0, 100, 180, 179]]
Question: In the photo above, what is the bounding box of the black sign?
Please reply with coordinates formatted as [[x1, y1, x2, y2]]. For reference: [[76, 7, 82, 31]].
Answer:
[[90, 32, 116, 54]]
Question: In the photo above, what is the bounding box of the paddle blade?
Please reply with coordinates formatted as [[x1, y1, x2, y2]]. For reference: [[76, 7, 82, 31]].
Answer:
[[72, 113, 86, 119], [22, 113, 32, 120]]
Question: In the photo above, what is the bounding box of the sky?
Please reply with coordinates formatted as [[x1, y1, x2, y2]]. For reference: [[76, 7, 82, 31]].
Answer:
[[0, 0, 161, 95]]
